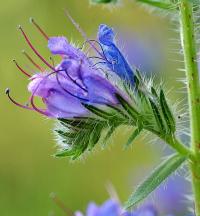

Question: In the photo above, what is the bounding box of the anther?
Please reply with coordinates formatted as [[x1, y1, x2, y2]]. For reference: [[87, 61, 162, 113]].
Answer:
[[5, 88, 10, 95], [12, 59, 31, 77], [30, 17, 49, 40]]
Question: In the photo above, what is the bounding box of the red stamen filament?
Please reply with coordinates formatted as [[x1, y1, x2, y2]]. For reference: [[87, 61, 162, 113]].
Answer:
[[22, 50, 44, 72], [12, 59, 31, 77], [30, 93, 49, 117], [30, 18, 49, 40], [18, 25, 55, 71], [6, 88, 33, 110]]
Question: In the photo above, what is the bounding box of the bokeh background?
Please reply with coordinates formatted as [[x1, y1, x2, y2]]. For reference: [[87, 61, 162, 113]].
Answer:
[[0, 0, 189, 215]]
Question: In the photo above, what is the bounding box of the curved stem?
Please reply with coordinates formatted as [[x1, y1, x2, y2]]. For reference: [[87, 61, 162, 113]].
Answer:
[[179, 1, 200, 215], [165, 135, 195, 161]]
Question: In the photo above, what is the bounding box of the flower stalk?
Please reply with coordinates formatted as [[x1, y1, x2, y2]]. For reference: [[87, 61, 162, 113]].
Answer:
[[179, 0, 200, 215]]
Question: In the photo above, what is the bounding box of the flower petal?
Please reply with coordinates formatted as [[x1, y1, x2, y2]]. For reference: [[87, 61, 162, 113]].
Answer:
[[83, 75, 118, 105], [98, 200, 120, 216], [98, 24, 114, 46], [98, 25, 135, 85], [86, 203, 99, 216], [43, 89, 88, 118], [48, 36, 85, 59]]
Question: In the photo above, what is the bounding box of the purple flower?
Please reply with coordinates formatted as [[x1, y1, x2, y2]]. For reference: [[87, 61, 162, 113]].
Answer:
[[98, 24, 135, 86], [75, 200, 159, 216], [152, 176, 191, 215], [8, 23, 124, 119]]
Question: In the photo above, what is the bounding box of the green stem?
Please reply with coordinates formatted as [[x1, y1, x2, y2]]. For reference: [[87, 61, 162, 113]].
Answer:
[[179, 1, 200, 215], [165, 136, 195, 161]]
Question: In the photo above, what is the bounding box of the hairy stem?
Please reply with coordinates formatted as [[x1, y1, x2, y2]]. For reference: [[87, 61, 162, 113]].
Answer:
[[179, 0, 200, 215], [165, 135, 195, 161]]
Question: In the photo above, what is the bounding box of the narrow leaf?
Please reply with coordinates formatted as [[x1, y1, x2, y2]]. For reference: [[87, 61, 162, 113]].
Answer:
[[124, 153, 186, 209], [136, 0, 172, 9]]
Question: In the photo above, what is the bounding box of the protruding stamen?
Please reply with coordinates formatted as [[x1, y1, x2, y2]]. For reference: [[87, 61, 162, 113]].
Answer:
[[50, 193, 74, 216], [6, 88, 33, 110], [22, 50, 44, 71], [18, 25, 55, 71], [30, 17, 49, 40], [12, 59, 31, 77]]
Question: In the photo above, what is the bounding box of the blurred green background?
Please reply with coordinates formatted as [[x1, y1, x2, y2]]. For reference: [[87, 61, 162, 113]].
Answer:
[[0, 0, 176, 215]]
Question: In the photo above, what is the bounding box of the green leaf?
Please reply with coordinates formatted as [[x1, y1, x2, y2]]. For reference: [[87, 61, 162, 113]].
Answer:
[[136, 0, 173, 9], [124, 153, 186, 209], [82, 103, 114, 120], [115, 93, 139, 120], [124, 127, 143, 149]]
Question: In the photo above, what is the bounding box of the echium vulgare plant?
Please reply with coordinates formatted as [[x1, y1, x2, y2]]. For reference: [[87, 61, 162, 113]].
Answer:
[[7, 0, 200, 214]]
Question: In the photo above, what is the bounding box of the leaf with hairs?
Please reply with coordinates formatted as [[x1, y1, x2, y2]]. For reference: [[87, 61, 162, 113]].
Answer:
[[124, 153, 187, 209]]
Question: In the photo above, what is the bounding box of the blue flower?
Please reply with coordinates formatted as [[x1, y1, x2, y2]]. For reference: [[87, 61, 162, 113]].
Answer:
[[9, 24, 123, 118], [98, 24, 135, 86]]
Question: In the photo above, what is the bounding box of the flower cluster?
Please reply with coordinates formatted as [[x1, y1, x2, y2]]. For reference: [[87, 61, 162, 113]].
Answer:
[[8, 18, 176, 159]]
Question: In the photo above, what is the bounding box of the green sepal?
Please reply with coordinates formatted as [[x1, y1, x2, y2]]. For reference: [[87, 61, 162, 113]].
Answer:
[[88, 124, 104, 150], [149, 99, 166, 133], [82, 103, 115, 120], [115, 93, 139, 120], [124, 126, 143, 149], [55, 148, 77, 158], [160, 90, 176, 133], [124, 153, 187, 209], [151, 87, 159, 99]]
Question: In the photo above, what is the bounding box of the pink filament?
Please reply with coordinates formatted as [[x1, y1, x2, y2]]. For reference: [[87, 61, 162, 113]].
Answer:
[[22, 50, 45, 72], [13, 59, 31, 77], [30, 18, 49, 41], [18, 26, 55, 71]]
